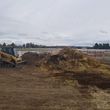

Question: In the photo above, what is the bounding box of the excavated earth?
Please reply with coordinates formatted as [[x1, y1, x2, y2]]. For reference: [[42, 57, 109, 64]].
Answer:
[[0, 48, 110, 110], [23, 48, 110, 89]]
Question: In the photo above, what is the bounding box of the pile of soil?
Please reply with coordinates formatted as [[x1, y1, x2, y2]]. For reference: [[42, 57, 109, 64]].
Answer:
[[22, 52, 51, 65], [52, 48, 100, 68], [22, 48, 110, 74]]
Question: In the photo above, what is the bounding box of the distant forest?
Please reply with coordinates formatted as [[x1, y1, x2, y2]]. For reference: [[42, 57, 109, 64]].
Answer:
[[93, 43, 110, 49], [0, 42, 110, 49], [0, 43, 46, 48], [0, 42, 67, 48]]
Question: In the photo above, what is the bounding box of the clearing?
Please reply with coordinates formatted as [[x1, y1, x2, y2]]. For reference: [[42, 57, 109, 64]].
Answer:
[[0, 48, 110, 110]]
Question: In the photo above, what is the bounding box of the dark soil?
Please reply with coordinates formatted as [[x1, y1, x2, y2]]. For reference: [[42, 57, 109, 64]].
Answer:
[[53, 72, 110, 89]]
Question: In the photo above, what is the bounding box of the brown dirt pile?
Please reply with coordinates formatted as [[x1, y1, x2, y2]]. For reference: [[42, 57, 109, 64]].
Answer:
[[22, 52, 51, 65], [49, 48, 100, 69], [22, 48, 110, 75]]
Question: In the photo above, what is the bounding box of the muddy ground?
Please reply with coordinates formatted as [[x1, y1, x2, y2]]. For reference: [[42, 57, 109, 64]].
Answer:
[[0, 65, 110, 110], [1, 48, 110, 110]]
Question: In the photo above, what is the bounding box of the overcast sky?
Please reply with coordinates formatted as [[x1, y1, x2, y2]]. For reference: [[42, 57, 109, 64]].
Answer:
[[0, 0, 110, 46]]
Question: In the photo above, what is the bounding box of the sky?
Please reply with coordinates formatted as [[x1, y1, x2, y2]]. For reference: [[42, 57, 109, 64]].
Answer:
[[0, 0, 110, 46]]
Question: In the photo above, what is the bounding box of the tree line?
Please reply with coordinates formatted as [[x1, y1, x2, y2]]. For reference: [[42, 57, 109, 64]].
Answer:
[[1, 42, 110, 49], [0, 42, 73, 48], [0, 43, 46, 48], [93, 43, 110, 49]]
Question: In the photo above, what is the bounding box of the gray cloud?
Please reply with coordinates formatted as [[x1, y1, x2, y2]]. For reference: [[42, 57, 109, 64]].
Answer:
[[0, 0, 110, 46]]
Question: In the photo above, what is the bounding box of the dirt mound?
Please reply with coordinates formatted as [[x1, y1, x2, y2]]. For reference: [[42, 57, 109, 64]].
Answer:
[[22, 52, 51, 65], [22, 48, 110, 75], [36, 48, 109, 73]]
